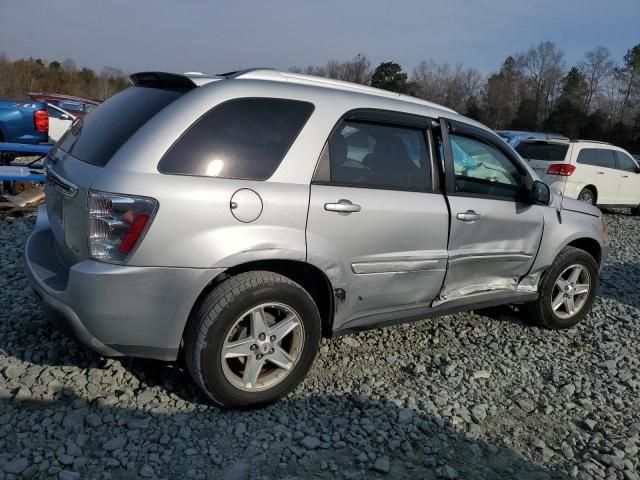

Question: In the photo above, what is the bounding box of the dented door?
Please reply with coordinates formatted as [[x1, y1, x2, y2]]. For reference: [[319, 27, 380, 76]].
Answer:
[[307, 185, 449, 329], [441, 197, 543, 300]]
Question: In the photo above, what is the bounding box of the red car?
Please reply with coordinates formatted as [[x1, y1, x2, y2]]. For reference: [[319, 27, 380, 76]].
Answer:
[[28, 93, 100, 118]]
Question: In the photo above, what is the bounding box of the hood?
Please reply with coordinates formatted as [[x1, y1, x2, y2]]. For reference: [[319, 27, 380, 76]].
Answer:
[[559, 196, 601, 217]]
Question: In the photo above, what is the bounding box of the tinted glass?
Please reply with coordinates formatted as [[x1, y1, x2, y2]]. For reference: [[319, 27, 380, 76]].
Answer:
[[576, 148, 598, 166], [596, 149, 616, 169], [316, 120, 430, 191], [450, 133, 523, 200], [159, 98, 313, 180], [58, 86, 183, 167], [515, 142, 569, 161], [47, 106, 66, 119], [615, 151, 638, 172]]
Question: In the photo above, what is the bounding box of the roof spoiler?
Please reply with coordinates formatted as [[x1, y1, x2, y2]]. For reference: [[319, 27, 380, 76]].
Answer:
[[129, 72, 198, 92]]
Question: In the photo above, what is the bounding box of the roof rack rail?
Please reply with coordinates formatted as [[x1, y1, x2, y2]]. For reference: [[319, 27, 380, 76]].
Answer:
[[572, 139, 611, 145]]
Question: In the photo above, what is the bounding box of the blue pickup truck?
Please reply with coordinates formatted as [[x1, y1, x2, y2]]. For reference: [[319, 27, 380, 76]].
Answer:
[[0, 100, 49, 144]]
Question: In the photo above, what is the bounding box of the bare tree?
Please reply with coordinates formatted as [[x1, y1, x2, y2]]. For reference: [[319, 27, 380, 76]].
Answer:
[[518, 42, 565, 126], [578, 46, 614, 114]]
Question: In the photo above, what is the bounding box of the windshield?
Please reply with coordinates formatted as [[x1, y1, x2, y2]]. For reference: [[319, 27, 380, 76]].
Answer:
[[515, 142, 569, 161]]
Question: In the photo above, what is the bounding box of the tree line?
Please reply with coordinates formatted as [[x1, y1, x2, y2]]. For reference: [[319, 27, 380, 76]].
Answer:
[[293, 43, 640, 152], [1, 41, 638, 152], [0, 54, 128, 102]]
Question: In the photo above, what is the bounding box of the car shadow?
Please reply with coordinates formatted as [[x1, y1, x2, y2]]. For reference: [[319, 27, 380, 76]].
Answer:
[[0, 388, 572, 479]]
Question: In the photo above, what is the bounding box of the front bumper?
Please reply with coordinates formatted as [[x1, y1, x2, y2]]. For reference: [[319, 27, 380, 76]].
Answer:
[[24, 207, 225, 360]]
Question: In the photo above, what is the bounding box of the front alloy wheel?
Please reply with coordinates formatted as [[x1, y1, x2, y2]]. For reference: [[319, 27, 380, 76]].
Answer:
[[525, 246, 599, 329], [550, 264, 591, 319]]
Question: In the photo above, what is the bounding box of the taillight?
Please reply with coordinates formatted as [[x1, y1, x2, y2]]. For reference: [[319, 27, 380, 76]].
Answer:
[[88, 191, 157, 264], [546, 164, 575, 176], [34, 110, 49, 133]]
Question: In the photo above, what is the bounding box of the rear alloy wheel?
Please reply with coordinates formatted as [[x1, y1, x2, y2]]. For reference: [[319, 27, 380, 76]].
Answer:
[[525, 246, 599, 329], [578, 188, 595, 205], [184, 271, 321, 408]]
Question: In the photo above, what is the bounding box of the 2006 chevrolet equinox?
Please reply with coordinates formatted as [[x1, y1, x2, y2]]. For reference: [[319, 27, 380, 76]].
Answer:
[[25, 69, 608, 407]]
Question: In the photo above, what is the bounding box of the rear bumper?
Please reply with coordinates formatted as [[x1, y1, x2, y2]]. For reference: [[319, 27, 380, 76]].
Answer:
[[24, 206, 225, 360]]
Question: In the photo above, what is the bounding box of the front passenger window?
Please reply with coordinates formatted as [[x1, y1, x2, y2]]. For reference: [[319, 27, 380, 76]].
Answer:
[[450, 133, 523, 200], [615, 151, 638, 172]]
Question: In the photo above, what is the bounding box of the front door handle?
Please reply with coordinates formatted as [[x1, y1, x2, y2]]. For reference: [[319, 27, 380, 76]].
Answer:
[[325, 199, 361, 215], [622, 175, 630, 178], [596, 171, 605, 175], [456, 210, 482, 222]]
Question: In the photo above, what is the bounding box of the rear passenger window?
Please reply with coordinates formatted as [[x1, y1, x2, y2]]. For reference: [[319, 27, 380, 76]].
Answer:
[[159, 98, 314, 180], [313, 120, 430, 191], [577, 148, 615, 169], [596, 149, 616, 169]]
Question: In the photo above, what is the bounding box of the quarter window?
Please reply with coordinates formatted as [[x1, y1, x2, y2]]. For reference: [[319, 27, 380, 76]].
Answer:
[[314, 120, 430, 191], [450, 133, 523, 200], [159, 98, 314, 180]]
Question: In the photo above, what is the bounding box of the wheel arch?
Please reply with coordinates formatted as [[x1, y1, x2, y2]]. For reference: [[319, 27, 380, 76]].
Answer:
[[184, 259, 335, 343], [566, 236, 602, 265], [580, 185, 598, 204]]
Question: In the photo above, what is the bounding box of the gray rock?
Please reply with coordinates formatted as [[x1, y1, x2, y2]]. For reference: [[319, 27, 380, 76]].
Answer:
[[300, 436, 321, 450], [397, 408, 413, 425], [516, 399, 536, 413], [373, 456, 390, 473], [58, 471, 80, 480], [3, 457, 29, 474], [139, 465, 155, 478], [102, 436, 127, 452]]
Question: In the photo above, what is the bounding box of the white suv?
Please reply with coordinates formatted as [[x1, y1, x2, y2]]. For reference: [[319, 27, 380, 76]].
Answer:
[[516, 139, 640, 211]]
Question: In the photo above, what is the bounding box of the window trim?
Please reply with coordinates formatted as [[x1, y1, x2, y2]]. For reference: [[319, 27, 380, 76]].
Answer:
[[441, 118, 532, 202], [311, 108, 437, 194], [157, 96, 315, 181]]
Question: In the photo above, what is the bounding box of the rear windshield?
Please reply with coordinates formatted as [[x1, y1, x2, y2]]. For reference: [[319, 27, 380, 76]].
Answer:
[[57, 86, 183, 167], [515, 142, 569, 161]]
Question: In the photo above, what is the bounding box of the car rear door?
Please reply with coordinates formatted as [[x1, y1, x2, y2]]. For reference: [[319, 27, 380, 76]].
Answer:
[[306, 111, 449, 331], [437, 118, 544, 301]]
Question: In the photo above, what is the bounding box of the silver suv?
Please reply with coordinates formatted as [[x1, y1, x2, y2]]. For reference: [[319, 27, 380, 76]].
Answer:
[[25, 69, 607, 407]]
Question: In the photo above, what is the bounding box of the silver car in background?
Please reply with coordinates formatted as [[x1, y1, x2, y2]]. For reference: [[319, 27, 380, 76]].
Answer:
[[25, 69, 607, 407]]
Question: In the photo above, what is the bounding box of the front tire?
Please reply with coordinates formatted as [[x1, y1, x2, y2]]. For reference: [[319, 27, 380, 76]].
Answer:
[[184, 271, 321, 408], [525, 247, 599, 329]]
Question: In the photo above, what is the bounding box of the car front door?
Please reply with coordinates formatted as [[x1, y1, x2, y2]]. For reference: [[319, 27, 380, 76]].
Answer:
[[306, 111, 449, 331], [614, 150, 640, 206], [437, 118, 544, 302]]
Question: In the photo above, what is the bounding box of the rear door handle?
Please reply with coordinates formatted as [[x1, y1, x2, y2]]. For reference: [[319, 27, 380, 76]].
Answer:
[[456, 210, 482, 222], [596, 171, 605, 175], [622, 175, 630, 178], [324, 199, 361, 215]]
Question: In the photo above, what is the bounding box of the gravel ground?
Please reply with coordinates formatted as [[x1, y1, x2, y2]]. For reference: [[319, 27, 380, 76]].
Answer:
[[1, 211, 639, 480]]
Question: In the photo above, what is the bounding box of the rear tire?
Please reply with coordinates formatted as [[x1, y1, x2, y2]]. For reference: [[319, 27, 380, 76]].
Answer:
[[525, 247, 599, 329], [578, 187, 596, 205], [184, 271, 321, 408], [631, 205, 640, 216]]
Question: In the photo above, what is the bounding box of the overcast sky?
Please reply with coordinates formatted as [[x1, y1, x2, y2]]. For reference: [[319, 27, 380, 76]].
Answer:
[[1, 0, 639, 76]]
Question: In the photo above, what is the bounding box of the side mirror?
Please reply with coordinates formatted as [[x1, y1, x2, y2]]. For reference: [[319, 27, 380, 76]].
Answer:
[[635, 165, 640, 174], [530, 180, 551, 205]]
